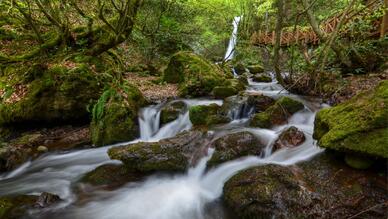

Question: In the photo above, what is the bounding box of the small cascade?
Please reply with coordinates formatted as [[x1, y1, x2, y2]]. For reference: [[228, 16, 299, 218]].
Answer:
[[224, 16, 242, 62]]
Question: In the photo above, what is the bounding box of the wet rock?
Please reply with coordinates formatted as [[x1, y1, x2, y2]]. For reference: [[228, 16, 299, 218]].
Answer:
[[250, 97, 304, 128], [160, 101, 186, 125], [36, 145, 48, 153], [163, 52, 230, 97], [212, 79, 245, 99], [247, 94, 275, 113], [224, 153, 388, 219], [90, 87, 146, 146], [233, 63, 246, 75], [208, 131, 265, 165], [81, 164, 143, 188], [220, 95, 252, 119], [247, 64, 264, 74], [0, 126, 91, 172], [189, 104, 230, 126], [313, 81, 388, 161], [252, 73, 272, 83], [0, 195, 37, 218], [273, 126, 305, 152], [35, 192, 61, 208], [108, 130, 209, 172]]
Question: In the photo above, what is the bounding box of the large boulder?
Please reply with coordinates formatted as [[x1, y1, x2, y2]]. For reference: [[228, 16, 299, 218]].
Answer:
[[212, 79, 245, 99], [252, 73, 272, 83], [223, 153, 387, 219], [108, 131, 209, 172], [163, 52, 230, 97], [208, 131, 265, 166], [273, 126, 305, 152], [313, 81, 388, 160], [247, 94, 275, 113], [247, 64, 264, 74], [0, 64, 101, 127], [90, 86, 146, 146], [250, 97, 304, 128], [189, 104, 230, 126], [160, 101, 186, 125]]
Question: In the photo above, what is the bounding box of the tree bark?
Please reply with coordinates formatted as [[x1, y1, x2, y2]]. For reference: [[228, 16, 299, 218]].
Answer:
[[381, 0, 388, 38], [300, 0, 353, 68], [273, 0, 286, 86]]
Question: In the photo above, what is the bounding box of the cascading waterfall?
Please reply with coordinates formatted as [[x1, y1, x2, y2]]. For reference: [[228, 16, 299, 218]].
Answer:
[[224, 16, 242, 62]]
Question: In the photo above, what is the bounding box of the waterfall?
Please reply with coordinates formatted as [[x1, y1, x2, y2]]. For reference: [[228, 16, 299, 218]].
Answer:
[[224, 16, 242, 61]]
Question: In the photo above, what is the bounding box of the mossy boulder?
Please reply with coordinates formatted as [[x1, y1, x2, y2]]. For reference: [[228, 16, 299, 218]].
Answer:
[[0, 64, 102, 127], [247, 94, 275, 113], [233, 63, 246, 75], [0, 195, 37, 218], [108, 130, 208, 172], [90, 86, 146, 146], [160, 101, 187, 125], [250, 97, 304, 128], [163, 51, 229, 97], [208, 131, 265, 166], [252, 73, 272, 83], [189, 104, 230, 126], [212, 79, 245, 99], [247, 64, 264, 74], [224, 153, 387, 218], [313, 81, 388, 159], [81, 164, 143, 187]]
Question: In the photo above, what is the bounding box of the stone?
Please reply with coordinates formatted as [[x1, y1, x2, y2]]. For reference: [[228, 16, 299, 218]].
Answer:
[[247, 64, 264, 74], [160, 101, 186, 125], [273, 126, 305, 152]]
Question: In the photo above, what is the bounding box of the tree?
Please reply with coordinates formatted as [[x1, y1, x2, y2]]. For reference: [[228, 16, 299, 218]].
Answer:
[[273, 0, 285, 86]]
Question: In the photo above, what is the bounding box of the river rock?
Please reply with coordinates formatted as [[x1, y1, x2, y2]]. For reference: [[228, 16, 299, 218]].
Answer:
[[250, 97, 304, 128], [90, 86, 146, 146], [313, 81, 388, 167], [0, 195, 38, 218], [35, 192, 61, 208], [208, 131, 265, 166], [252, 73, 272, 83], [247, 93, 275, 113], [160, 101, 186, 125], [247, 64, 264, 74], [223, 153, 388, 219], [233, 63, 246, 75], [81, 164, 143, 188], [273, 126, 305, 152], [0, 64, 102, 128], [212, 79, 245, 99], [108, 130, 209, 172], [163, 52, 230, 97], [189, 104, 230, 126]]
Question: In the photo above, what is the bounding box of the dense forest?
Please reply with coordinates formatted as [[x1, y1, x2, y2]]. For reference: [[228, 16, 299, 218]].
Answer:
[[0, 0, 387, 218]]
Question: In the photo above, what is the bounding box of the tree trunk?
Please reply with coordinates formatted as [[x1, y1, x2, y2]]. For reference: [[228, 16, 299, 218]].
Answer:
[[381, 0, 388, 38], [300, 0, 353, 68], [273, 0, 285, 86]]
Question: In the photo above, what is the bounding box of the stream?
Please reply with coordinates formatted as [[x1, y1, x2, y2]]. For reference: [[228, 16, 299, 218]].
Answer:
[[0, 16, 325, 219]]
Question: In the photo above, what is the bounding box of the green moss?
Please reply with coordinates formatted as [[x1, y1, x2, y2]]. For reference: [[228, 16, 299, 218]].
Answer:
[[252, 74, 272, 83], [163, 51, 228, 97], [160, 101, 186, 125], [0, 64, 102, 126], [250, 97, 304, 128], [247, 64, 264, 74], [212, 86, 238, 99], [189, 104, 229, 126], [314, 81, 388, 158], [90, 85, 145, 146]]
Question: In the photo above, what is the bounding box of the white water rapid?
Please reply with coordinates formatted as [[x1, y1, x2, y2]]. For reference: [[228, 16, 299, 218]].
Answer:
[[0, 77, 324, 219]]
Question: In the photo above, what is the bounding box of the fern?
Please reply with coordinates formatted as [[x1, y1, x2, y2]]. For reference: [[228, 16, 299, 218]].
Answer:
[[92, 88, 115, 121]]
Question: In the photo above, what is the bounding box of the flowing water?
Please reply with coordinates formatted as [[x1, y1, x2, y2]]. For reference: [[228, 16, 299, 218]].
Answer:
[[0, 16, 325, 218], [0, 77, 325, 219]]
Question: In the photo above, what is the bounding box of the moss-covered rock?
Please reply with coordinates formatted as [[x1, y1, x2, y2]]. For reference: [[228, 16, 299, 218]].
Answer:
[[0, 64, 102, 127], [252, 73, 272, 83], [313, 81, 388, 159], [108, 130, 208, 172], [247, 94, 275, 113], [247, 64, 264, 74], [81, 164, 143, 187], [90, 86, 146, 146], [0, 195, 37, 219], [163, 52, 229, 97], [212, 79, 245, 99], [233, 63, 246, 75], [189, 104, 230, 126], [224, 153, 387, 219], [208, 131, 264, 166], [250, 97, 304, 128], [160, 101, 186, 125]]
